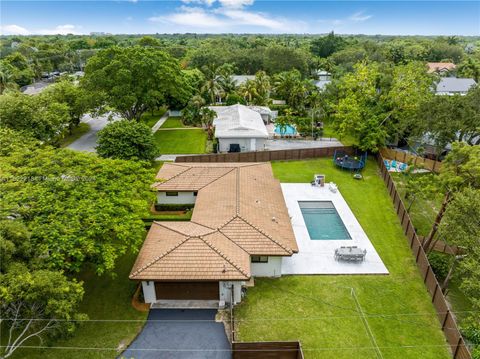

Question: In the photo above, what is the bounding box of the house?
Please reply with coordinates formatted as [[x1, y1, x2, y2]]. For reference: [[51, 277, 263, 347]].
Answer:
[[130, 162, 299, 306], [209, 104, 269, 152], [435, 77, 476, 95], [313, 71, 331, 91], [247, 106, 278, 124], [427, 62, 456, 74], [231, 75, 255, 87]]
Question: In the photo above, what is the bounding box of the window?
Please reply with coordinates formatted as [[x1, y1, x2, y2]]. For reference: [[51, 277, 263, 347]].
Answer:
[[166, 192, 178, 197], [193, 191, 198, 197], [251, 256, 268, 263]]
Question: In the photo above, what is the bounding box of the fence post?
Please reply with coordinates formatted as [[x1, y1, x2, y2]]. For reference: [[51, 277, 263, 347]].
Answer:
[[441, 310, 450, 330], [453, 337, 463, 358], [432, 284, 439, 303]]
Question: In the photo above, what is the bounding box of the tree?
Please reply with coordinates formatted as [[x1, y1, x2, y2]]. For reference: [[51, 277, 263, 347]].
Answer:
[[0, 266, 86, 359], [273, 70, 310, 112], [423, 143, 480, 251], [263, 46, 308, 75], [387, 62, 434, 139], [199, 107, 216, 140], [457, 57, 480, 82], [1, 52, 35, 87], [239, 79, 259, 105], [96, 120, 159, 161], [311, 31, 345, 58], [43, 80, 91, 133], [0, 133, 154, 274], [0, 62, 18, 94], [201, 63, 223, 105], [82, 46, 188, 121], [331, 62, 388, 152], [0, 92, 70, 143], [252, 70, 271, 105], [182, 95, 206, 126], [437, 188, 480, 299]]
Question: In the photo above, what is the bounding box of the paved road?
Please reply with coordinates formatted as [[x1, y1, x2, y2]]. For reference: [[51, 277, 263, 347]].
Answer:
[[67, 113, 118, 152], [120, 309, 231, 359]]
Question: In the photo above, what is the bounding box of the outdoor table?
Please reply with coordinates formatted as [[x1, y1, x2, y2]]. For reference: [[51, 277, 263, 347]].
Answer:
[[334, 246, 366, 262]]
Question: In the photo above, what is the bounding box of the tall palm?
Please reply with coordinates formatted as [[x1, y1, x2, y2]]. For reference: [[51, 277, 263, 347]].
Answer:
[[199, 108, 217, 140], [253, 71, 271, 105], [201, 64, 222, 105], [239, 80, 258, 105]]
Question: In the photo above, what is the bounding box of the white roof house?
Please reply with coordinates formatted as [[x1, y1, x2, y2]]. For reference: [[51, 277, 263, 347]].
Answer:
[[231, 75, 255, 87], [209, 104, 269, 152], [435, 78, 476, 95]]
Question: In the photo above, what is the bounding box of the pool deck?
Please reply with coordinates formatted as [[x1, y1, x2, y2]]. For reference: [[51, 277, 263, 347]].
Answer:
[[281, 183, 389, 275]]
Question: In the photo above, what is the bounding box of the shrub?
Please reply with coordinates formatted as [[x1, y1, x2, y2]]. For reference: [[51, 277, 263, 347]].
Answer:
[[226, 94, 246, 106], [154, 203, 195, 211], [427, 252, 453, 280]]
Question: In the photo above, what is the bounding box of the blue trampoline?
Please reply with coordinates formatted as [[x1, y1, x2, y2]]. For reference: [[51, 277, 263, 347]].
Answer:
[[333, 150, 367, 171]]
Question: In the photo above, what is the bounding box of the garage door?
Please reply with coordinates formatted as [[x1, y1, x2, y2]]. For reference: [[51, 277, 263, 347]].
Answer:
[[155, 282, 219, 300]]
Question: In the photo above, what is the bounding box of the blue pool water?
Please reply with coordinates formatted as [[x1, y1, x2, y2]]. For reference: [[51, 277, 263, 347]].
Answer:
[[299, 201, 351, 240], [274, 124, 297, 135]]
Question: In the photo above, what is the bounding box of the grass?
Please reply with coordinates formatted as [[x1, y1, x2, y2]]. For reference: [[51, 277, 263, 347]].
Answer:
[[234, 158, 450, 359], [322, 119, 357, 147], [160, 117, 189, 129], [59, 123, 90, 148], [12, 253, 147, 359], [153, 128, 207, 154], [140, 108, 167, 128], [390, 172, 442, 236]]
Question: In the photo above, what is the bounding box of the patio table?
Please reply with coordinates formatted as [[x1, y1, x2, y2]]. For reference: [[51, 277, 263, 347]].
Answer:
[[334, 246, 366, 262]]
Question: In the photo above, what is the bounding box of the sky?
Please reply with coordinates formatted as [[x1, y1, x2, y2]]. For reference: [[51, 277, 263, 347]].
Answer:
[[1, 0, 479, 36]]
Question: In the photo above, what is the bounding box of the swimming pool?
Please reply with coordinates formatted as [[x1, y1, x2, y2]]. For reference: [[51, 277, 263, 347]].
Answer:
[[299, 201, 351, 240], [274, 124, 297, 136]]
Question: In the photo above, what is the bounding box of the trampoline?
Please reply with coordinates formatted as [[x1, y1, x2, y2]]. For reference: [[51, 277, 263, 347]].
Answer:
[[333, 150, 367, 171]]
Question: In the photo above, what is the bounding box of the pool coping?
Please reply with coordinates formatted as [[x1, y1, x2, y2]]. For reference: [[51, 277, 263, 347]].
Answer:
[[280, 183, 389, 275]]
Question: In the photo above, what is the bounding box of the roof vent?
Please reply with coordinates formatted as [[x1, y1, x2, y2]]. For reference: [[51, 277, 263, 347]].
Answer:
[[222, 264, 227, 273], [271, 216, 277, 223]]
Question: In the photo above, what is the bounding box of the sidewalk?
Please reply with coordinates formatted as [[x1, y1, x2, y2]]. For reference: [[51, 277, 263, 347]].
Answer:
[[151, 113, 169, 133]]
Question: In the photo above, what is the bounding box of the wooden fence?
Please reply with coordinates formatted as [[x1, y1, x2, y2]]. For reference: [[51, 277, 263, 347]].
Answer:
[[175, 146, 353, 163], [232, 342, 304, 359], [377, 155, 471, 359], [380, 148, 443, 173]]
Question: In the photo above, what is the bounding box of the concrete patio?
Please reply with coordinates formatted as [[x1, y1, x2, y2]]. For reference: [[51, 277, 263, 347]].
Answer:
[[280, 183, 389, 275]]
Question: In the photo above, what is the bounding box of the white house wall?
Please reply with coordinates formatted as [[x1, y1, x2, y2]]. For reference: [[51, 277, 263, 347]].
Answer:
[[219, 281, 244, 304], [250, 257, 282, 277], [142, 281, 157, 303], [157, 191, 196, 205], [218, 137, 266, 152]]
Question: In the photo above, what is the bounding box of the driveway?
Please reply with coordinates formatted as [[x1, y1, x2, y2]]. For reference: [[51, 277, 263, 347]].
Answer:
[[120, 309, 231, 359], [67, 113, 119, 152], [265, 138, 343, 150]]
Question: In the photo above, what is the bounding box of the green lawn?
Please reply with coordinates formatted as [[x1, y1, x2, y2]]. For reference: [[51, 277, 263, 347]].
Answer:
[[12, 253, 147, 359], [322, 119, 357, 146], [235, 158, 450, 359], [390, 172, 442, 236], [140, 108, 167, 128], [153, 129, 207, 154], [59, 123, 90, 147], [160, 117, 189, 129]]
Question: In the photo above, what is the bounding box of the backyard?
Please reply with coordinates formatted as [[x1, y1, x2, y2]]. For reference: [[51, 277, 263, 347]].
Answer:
[[234, 158, 450, 359], [153, 128, 207, 154]]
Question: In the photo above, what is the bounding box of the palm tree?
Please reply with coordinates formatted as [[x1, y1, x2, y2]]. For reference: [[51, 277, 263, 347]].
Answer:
[[199, 108, 216, 140], [201, 64, 222, 105], [239, 80, 258, 105], [253, 71, 271, 105], [0, 63, 17, 94]]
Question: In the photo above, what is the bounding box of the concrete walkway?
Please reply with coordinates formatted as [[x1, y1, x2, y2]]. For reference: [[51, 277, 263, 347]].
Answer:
[[265, 138, 343, 150], [120, 309, 231, 359], [151, 113, 169, 133]]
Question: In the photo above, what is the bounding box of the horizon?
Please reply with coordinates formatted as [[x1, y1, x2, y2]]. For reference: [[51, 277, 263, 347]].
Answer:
[[1, 0, 479, 36]]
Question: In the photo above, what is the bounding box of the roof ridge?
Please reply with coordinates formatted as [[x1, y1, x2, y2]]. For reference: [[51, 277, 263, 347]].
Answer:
[[154, 221, 216, 237], [235, 214, 292, 255], [236, 167, 240, 215], [197, 167, 237, 191], [153, 165, 192, 186], [130, 234, 190, 278], [200, 233, 250, 278]]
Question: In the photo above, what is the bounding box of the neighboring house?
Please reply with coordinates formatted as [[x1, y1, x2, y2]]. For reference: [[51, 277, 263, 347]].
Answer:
[[435, 77, 476, 95], [209, 104, 269, 152], [427, 62, 456, 74], [313, 70, 332, 91], [231, 75, 255, 87], [130, 162, 299, 306]]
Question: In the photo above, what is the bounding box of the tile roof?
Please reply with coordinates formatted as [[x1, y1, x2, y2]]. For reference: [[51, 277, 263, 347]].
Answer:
[[131, 162, 298, 281], [427, 62, 456, 73]]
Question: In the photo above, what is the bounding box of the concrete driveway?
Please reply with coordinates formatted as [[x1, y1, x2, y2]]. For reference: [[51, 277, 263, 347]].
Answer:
[[67, 113, 119, 152], [120, 309, 231, 359]]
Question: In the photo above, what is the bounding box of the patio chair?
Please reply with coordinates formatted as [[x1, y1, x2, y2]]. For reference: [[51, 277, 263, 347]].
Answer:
[[391, 160, 397, 169], [398, 162, 407, 172], [383, 159, 391, 170]]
